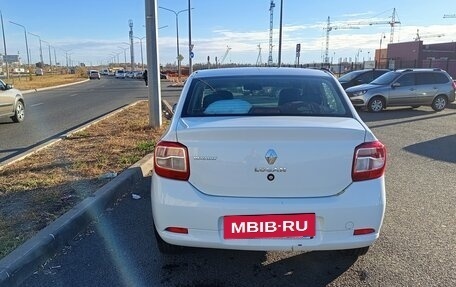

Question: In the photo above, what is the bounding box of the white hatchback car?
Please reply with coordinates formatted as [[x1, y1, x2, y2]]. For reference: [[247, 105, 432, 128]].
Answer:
[[115, 70, 126, 79], [152, 67, 386, 256]]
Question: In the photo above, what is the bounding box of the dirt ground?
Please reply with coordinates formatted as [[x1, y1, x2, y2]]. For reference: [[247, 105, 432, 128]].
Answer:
[[0, 101, 169, 258]]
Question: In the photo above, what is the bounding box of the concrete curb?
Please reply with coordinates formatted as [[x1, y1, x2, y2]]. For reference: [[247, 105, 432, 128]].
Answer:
[[0, 154, 154, 287], [0, 97, 173, 286], [22, 79, 90, 94]]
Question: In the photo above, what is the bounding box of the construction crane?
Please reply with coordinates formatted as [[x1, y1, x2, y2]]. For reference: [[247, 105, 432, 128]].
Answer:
[[443, 14, 456, 18], [414, 29, 444, 41], [351, 8, 401, 43], [256, 44, 263, 66], [220, 46, 232, 65], [268, 0, 275, 66], [324, 16, 359, 64]]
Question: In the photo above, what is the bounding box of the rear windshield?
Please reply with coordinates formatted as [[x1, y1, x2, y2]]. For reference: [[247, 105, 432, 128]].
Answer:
[[181, 75, 352, 117], [338, 70, 364, 82], [371, 71, 400, 85]]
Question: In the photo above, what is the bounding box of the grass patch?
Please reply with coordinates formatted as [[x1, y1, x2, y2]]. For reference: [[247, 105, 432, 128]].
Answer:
[[0, 100, 169, 259], [5, 72, 87, 91], [137, 140, 155, 153]]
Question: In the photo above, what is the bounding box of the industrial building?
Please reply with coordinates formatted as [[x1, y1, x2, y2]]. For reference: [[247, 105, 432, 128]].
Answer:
[[376, 40, 456, 77]]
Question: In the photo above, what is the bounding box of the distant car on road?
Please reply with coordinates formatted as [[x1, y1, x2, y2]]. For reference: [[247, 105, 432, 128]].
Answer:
[[115, 70, 126, 79], [152, 67, 387, 256], [0, 79, 25, 123], [89, 70, 101, 80], [338, 69, 390, 90], [35, 68, 44, 76], [134, 71, 143, 79], [345, 68, 456, 112]]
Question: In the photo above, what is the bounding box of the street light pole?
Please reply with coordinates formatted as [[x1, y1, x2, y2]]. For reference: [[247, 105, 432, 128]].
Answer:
[[42, 40, 52, 68], [53, 47, 57, 67], [28, 32, 43, 65], [0, 10, 9, 79], [9, 21, 31, 78], [355, 49, 362, 66], [118, 46, 128, 68], [68, 53, 73, 67], [129, 19, 135, 71], [378, 33, 386, 68], [134, 36, 145, 70], [188, 0, 193, 75], [278, 0, 283, 67], [146, 0, 162, 127], [60, 48, 72, 69], [159, 6, 190, 80]]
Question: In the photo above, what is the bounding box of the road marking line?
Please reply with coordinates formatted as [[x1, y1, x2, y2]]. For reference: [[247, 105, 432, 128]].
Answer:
[[30, 103, 43, 107], [69, 94, 78, 97]]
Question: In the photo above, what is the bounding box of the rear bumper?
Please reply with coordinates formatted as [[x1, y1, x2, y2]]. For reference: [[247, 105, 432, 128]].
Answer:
[[151, 174, 386, 251]]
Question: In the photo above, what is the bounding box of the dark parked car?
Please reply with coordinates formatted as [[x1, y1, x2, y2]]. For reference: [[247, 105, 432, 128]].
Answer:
[[0, 79, 25, 123], [345, 68, 456, 112], [338, 69, 390, 89]]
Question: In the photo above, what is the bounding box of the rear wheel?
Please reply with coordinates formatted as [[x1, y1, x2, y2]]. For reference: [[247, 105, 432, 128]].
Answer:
[[11, 101, 25, 123], [431, 95, 447, 111], [367, 97, 385, 112]]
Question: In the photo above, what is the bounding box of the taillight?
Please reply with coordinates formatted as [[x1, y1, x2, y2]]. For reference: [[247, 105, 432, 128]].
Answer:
[[354, 228, 375, 235], [165, 227, 189, 234], [352, 141, 386, 181], [154, 141, 190, 180]]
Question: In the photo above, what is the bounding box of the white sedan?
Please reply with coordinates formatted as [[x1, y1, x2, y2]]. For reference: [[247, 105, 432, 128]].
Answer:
[[151, 67, 386, 256]]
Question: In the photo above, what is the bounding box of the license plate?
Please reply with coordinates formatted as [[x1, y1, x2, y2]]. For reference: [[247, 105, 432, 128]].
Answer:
[[224, 213, 316, 239]]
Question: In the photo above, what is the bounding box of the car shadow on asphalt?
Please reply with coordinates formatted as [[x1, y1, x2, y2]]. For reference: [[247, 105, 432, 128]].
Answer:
[[358, 104, 456, 123], [358, 108, 434, 123], [403, 134, 456, 164], [358, 108, 456, 130], [155, 248, 360, 287], [0, 120, 17, 125]]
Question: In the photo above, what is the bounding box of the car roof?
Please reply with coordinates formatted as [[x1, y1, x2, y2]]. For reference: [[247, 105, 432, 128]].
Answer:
[[395, 68, 444, 73], [345, 69, 389, 74], [191, 67, 334, 78]]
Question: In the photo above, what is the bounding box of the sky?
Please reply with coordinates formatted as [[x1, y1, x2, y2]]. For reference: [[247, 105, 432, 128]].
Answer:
[[1, 0, 456, 68]]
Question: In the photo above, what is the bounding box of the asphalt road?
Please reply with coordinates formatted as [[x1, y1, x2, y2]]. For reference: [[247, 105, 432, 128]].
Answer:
[[19, 104, 456, 286], [0, 77, 182, 164]]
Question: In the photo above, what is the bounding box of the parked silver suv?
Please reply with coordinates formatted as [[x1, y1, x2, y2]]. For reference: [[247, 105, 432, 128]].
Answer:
[[0, 79, 25, 123], [345, 68, 456, 112]]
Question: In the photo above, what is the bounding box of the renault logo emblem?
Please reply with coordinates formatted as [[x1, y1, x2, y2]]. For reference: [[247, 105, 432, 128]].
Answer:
[[265, 149, 278, 165]]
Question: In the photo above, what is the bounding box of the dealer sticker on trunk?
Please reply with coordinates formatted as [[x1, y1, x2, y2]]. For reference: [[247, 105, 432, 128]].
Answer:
[[224, 213, 316, 239]]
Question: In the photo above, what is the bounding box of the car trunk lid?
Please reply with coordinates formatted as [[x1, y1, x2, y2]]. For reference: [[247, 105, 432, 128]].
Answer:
[[177, 116, 367, 198]]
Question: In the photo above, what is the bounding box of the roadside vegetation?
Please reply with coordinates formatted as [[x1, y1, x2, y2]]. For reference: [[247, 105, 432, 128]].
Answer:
[[4, 67, 88, 90], [0, 101, 169, 259]]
